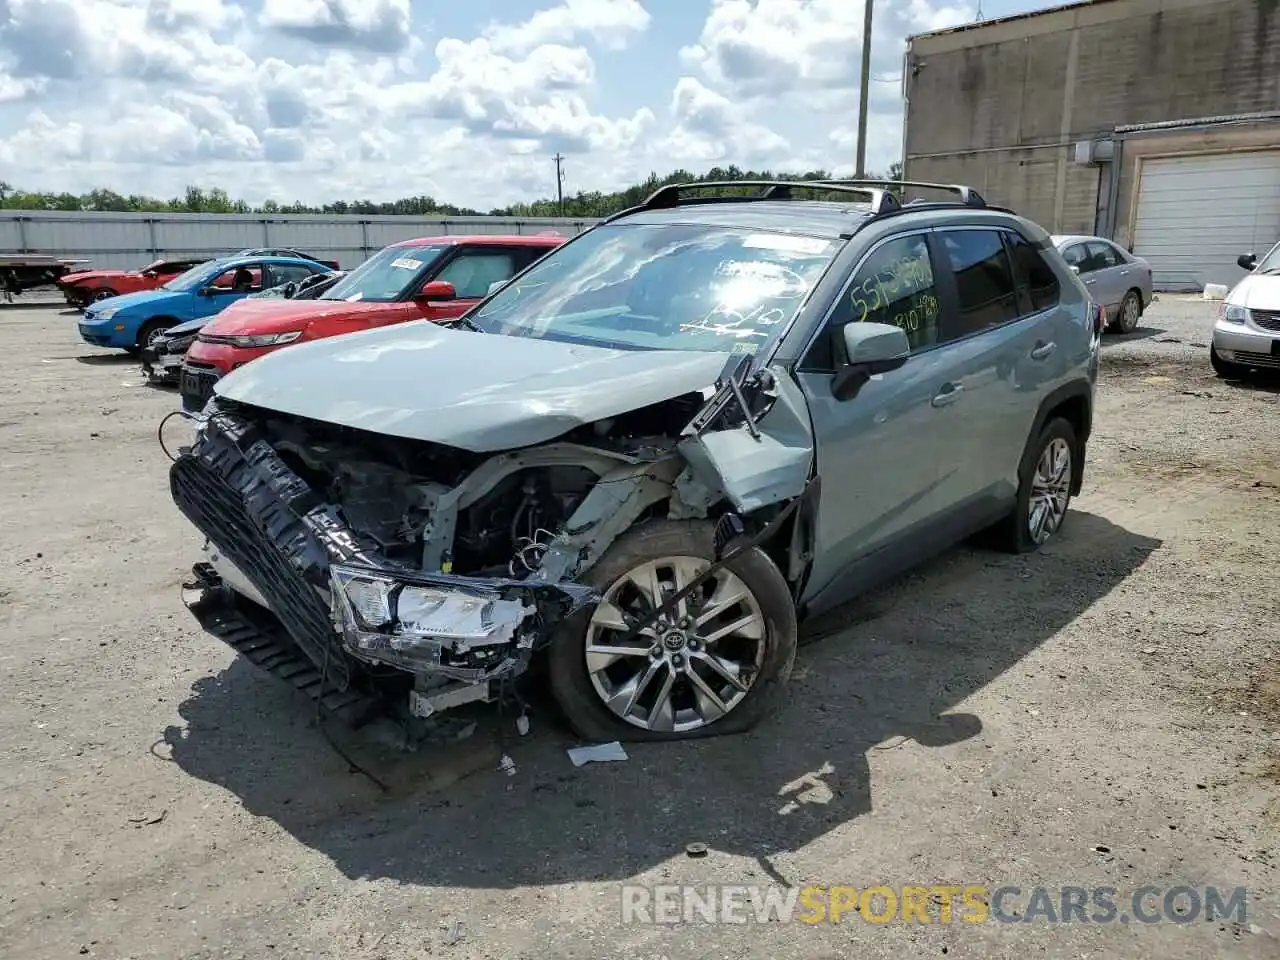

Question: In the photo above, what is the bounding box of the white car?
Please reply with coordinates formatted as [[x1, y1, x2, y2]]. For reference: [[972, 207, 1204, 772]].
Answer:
[[1211, 240, 1280, 378]]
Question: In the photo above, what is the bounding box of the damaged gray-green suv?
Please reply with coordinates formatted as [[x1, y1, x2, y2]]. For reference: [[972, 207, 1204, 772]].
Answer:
[[170, 180, 1101, 741]]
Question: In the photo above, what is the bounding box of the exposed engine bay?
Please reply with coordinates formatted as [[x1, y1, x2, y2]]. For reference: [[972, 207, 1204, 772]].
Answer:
[[170, 356, 816, 727]]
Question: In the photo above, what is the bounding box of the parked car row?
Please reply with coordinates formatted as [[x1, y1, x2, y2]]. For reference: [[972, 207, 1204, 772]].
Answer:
[[154, 179, 1108, 744]]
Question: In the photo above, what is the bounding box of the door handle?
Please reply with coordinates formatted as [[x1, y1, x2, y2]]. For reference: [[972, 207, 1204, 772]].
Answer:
[[931, 383, 964, 407], [1119, 269, 1130, 276], [1084, 278, 1096, 285], [1030, 340, 1056, 360]]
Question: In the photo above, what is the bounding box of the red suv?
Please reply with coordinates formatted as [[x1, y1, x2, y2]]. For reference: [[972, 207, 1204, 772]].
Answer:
[[180, 234, 563, 411]]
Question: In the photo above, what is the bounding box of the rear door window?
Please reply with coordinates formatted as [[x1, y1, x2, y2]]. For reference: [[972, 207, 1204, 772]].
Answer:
[[1087, 241, 1122, 269], [1005, 233, 1061, 313], [939, 230, 1021, 338]]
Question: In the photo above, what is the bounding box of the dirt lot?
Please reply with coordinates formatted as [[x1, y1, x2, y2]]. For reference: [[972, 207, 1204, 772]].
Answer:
[[1, 298, 1278, 960]]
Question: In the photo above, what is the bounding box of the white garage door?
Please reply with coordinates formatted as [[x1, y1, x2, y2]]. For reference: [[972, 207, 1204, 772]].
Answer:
[[1132, 151, 1280, 292]]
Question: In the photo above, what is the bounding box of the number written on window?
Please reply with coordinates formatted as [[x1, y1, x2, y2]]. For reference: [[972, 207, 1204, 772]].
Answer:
[[848, 234, 941, 350]]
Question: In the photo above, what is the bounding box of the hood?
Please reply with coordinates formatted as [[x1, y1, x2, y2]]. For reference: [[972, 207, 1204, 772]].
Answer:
[[214, 321, 731, 453], [1228, 273, 1280, 310], [62, 269, 131, 284], [202, 297, 387, 336], [86, 288, 184, 314]]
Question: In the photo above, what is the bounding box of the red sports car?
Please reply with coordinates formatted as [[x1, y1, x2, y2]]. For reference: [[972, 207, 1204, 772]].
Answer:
[[58, 257, 210, 309]]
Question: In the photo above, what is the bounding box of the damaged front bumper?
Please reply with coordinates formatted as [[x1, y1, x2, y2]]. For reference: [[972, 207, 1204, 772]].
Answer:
[[170, 407, 596, 720]]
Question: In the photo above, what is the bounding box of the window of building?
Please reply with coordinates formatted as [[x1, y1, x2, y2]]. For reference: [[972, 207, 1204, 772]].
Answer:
[[940, 230, 1021, 335]]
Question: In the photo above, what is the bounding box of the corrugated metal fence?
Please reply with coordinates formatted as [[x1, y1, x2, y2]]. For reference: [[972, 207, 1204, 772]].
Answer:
[[0, 211, 602, 271]]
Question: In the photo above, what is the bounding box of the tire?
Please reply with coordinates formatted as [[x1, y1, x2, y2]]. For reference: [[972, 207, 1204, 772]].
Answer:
[[90, 288, 117, 303], [546, 519, 798, 742], [1109, 290, 1142, 334], [1210, 345, 1249, 380], [135, 318, 172, 351], [991, 417, 1077, 554]]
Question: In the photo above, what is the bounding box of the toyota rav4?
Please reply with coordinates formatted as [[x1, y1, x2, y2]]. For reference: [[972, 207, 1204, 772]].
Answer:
[[169, 180, 1101, 742]]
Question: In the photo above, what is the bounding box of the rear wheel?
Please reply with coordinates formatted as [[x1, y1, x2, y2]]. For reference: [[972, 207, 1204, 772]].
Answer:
[[1110, 290, 1142, 334], [991, 417, 1077, 553], [547, 519, 797, 741]]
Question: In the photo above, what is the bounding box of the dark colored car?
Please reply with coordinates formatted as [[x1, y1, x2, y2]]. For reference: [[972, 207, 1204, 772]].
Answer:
[[235, 247, 340, 271]]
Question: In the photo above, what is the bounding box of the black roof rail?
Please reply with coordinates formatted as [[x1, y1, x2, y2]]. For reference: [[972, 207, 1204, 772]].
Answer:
[[611, 180, 902, 220], [816, 178, 987, 208]]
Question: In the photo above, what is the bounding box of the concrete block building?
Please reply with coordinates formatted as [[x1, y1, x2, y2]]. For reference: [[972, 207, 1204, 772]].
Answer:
[[902, 0, 1280, 290]]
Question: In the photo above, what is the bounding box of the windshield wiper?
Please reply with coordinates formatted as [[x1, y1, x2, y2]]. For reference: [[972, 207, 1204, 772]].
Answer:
[[445, 315, 485, 332]]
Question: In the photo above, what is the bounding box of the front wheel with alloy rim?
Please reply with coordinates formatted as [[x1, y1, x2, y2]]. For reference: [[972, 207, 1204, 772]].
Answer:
[[547, 519, 798, 742], [90, 288, 117, 303], [992, 417, 1077, 553], [1111, 290, 1142, 334]]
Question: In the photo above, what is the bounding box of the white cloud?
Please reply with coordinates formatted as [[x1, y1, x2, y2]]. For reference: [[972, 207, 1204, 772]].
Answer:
[[0, 0, 970, 209], [681, 0, 972, 106], [260, 0, 414, 53], [483, 0, 651, 54]]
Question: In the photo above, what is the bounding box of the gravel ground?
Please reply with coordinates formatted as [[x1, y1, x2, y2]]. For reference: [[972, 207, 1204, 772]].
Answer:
[[1, 297, 1279, 960]]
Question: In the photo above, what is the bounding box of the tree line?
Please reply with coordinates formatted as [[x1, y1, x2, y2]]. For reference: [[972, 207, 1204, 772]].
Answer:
[[0, 164, 903, 219]]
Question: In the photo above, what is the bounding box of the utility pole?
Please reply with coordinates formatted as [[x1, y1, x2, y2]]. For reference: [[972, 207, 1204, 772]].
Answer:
[[553, 153, 565, 216], [854, 0, 874, 178]]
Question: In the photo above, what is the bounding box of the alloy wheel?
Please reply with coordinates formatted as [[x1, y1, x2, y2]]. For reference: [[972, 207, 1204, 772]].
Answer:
[[1119, 294, 1140, 333], [1028, 437, 1072, 544], [92, 290, 115, 302], [584, 556, 766, 733]]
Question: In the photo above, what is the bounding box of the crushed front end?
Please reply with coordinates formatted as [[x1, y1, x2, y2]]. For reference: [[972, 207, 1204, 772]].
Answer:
[[170, 385, 743, 722]]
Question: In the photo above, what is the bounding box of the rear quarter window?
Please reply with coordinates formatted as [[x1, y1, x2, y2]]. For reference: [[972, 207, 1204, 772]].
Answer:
[[1006, 233, 1061, 312]]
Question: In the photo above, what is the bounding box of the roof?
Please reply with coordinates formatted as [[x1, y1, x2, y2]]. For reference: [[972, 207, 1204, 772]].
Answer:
[[1050, 234, 1106, 246], [616, 200, 876, 238], [909, 0, 1120, 42], [392, 234, 566, 248]]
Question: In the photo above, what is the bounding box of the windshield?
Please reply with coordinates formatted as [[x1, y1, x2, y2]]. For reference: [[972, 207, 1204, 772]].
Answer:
[[163, 259, 227, 292], [1256, 241, 1280, 274], [469, 223, 838, 353], [322, 245, 448, 302]]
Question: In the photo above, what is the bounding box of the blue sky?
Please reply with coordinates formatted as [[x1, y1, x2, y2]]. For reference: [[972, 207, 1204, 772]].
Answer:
[[0, 0, 1061, 208]]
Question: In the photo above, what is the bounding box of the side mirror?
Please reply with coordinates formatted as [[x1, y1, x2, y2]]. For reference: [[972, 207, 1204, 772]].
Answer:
[[197, 286, 214, 297], [1238, 252, 1257, 271], [832, 322, 910, 402], [416, 279, 457, 301], [1069, 264, 1081, 275]]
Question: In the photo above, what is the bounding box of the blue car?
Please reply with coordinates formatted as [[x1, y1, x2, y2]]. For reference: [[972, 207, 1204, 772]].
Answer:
[[78, 255, 333, 354]]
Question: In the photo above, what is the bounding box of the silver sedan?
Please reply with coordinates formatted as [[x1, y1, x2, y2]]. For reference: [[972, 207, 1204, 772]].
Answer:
[[1052, 234, 1154, 334]]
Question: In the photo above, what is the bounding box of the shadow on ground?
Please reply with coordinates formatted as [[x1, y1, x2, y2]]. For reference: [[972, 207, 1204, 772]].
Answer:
[[163, 511, 1160, 889], [74, 353, 137, 365]]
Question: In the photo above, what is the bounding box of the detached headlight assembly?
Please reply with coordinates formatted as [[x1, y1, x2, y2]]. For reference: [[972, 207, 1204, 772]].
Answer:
[[330, 563, 533, 669], [221, 331, 303, 348], [1223, 304, 1249, 324]]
